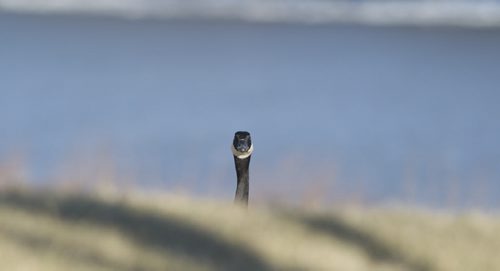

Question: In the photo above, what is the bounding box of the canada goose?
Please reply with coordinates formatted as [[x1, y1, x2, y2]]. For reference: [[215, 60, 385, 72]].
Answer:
[[231, 131, 253, 206]]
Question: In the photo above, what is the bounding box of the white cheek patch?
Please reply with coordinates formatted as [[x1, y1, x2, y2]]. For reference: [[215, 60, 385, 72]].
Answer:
[[231, 144, 253, 159]]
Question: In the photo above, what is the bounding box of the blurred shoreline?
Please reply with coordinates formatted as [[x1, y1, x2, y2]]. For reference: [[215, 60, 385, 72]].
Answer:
[[1, 187, 500, 271], [3, 0, 500, 28]]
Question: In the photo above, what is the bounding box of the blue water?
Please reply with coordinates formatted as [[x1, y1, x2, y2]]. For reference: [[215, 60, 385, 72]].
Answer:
[[1, 13, 499, 208]]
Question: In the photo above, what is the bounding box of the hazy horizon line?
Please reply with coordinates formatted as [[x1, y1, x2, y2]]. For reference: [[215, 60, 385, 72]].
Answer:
[[2, 0, 500, 27]]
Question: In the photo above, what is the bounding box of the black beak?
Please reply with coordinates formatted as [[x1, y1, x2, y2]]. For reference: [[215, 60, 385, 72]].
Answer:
[[236, 140, 249, 152]]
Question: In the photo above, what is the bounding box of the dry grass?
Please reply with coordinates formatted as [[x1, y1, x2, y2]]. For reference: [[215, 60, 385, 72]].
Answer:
[[0, 189, 499, 271]]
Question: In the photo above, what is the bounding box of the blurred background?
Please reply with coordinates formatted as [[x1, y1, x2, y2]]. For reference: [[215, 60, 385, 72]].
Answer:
[[1, 0, 500, 209]]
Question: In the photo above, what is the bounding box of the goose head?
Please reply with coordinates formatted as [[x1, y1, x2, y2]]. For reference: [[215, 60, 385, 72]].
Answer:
[[231, 131, 253, 159]]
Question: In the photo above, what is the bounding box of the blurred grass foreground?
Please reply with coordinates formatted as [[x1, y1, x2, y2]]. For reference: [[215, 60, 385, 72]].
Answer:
[[0, 189, 499, 271]]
